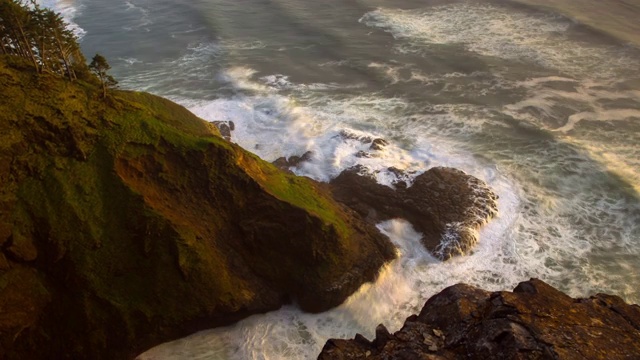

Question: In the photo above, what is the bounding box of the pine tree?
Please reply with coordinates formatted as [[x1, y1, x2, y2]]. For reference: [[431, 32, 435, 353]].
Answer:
[[89, 53, 118, 98], [0, 0, 40, 70], [1, 0, 89, 79]]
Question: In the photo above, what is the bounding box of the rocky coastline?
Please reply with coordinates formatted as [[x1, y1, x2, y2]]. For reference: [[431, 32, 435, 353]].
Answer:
[[319, 278, 640, 359], [3, 56, 637, 360], [0, 58, 397, 359], [1, 54, 500, 359]]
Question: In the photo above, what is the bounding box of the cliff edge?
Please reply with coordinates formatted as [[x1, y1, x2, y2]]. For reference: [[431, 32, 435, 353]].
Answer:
[[0, 57, 395, 359]]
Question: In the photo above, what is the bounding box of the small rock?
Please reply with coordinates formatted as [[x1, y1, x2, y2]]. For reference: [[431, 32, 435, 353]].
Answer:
[[428, 344, 439, 352], [432, 329, 444, 338], [212, 121, 234, 141], [375, 324, 393, 344], [354, 333, 372, 346], [339, 130, 372, 143], [370, 138, 389, 151], [272, 151, 313, 171], [423, 336, 435, 346], [365, 350, 371, 357]]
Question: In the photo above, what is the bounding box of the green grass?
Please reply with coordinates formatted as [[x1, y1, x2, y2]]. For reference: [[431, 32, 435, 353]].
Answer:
[[0, 55, 377, 359]]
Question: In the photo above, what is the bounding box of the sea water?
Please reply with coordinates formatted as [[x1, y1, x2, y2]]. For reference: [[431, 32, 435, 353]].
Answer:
[[40, 0, 640, 358]]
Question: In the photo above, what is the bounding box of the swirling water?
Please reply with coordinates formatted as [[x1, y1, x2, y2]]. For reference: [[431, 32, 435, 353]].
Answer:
[[41, 0, 640, 358]]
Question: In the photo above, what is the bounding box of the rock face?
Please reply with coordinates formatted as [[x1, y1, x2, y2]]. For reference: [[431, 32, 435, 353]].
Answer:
[[0, 59, 395, 359], [318, 279, 640, 360], [330, 166, 498, 260]]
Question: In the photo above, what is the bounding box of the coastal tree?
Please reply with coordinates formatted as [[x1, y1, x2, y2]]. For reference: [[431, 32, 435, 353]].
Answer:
[[0, 0, 89, 79], [89, 53, 118, 98], [0, 0, 40, 71]]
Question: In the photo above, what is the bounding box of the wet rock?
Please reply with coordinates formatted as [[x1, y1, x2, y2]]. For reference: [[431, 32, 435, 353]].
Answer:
[[330, 166, 498, 260], [355, 151, 373, 158], [338, 131, 389, 150], [338, 130, 373, 143], [374, 324, 393, 346], [318, 279, 640, 360], [369, 138, 388, 151], [272, 151, 313, 171], [212, 120, 235, 141]]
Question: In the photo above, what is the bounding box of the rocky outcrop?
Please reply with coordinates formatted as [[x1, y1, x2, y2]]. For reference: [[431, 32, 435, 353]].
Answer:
[[330, 166, 498, 260], [212, 120, 235, 141], [318, 279, 640, 360], [0, 59, 395, 360], [273, 151, 314, 172]]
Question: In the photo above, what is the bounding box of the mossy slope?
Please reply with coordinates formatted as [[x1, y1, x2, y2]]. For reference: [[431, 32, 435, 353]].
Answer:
[[0, 56, 395, 360]]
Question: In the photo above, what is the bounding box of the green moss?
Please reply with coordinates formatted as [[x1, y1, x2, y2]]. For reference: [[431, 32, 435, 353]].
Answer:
[[0, 56, 391, 360], [232, 149, 350, 237]]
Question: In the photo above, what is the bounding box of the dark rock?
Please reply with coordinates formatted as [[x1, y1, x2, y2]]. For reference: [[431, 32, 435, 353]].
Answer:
[[211, 120, 235, 141], [338, 130, 373, 143], [318, 279, 640, 360], [272, 151, 313, 171], [354, 333, 372, 347], [370, 138, 388, 151], [330, 166, 498, 260], [272, 156, 291, 171], [374, 324, 393, 346]]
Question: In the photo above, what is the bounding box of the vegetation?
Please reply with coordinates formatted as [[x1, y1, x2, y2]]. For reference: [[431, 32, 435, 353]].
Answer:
[[89, 53, 118, 98], [0, 4, 394, 359], [0, 0, 88, 80], [0, 53, 394, 359], [0, 27, 394, 360]]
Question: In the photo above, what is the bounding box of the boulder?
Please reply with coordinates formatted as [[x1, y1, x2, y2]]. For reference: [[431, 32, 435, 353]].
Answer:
[[330, 166, 498, 259], [319, 279, 640, 360], [272, 151, 313, 172], [211, 120, 235, 141]]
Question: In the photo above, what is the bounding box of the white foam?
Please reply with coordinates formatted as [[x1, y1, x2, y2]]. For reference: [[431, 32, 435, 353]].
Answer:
[[118, 57, 142, 66], [139, 167, 523, 359], [135, 10, 640, 357], [123, 0, 152, 31], [501, 75, 640, 194], [36, 0, 86, 38], [360, 3, 640, 79]]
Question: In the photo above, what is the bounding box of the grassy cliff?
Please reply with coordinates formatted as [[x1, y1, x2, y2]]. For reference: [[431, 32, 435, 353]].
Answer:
[[0, 56, 395, 359]]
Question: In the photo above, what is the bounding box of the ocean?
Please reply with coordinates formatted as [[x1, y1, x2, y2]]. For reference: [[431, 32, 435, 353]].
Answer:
[[39, 0, 640, 358]]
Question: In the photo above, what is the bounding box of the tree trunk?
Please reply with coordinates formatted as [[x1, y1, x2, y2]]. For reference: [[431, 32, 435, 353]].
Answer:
[[54, 32, 73, 81], [8, 28, 27, 58], [39, 38, 47, 72], [15, 19, 40, 73]]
